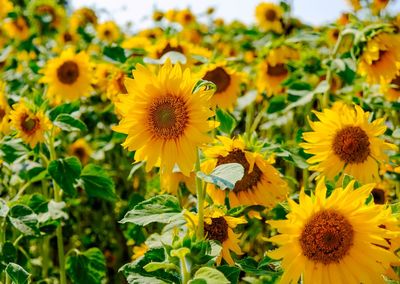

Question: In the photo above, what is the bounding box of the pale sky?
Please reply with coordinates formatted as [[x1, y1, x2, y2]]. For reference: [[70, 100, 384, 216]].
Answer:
[[70, 0, 400, 31]]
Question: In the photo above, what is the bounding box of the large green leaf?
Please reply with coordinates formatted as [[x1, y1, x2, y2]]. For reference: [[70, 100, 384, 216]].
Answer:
[[48, 157, 82, 196], [197, 163, 244, 190], [216, 108, 237, 134], [66, 248, 106, 284], [217, 266, 240, 284], [49, 102, 80, 121], [188, 267, 230, 284], [80, 164, 116, 202], [5, 263, 30, 284], [8, 205, 39, 236], [53, 114, 87, 132], [120, 195, 181, 226]]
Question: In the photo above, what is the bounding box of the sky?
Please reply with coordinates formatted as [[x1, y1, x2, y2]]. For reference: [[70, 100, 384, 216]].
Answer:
[[70, 0, 400, 31]]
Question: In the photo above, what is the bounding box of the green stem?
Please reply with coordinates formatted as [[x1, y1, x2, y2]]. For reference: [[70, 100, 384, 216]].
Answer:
[[48, 128, 67, 284], [179, 256, 190, 284], [245, 104, 255, 140], [249, 102, 269, 134], [195, 148, 204, 239], [302, 169, 309, 190]]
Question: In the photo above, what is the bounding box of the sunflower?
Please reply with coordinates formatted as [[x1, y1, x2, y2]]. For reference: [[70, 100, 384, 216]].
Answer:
[[138, 27, 163, 40], [28, 0, 65, 29], [160, 171, 196, 195], [175, 9, 196, 26], [198, 62, 242, 110], [267, 178, 400, 284], [202, 136, 288, 208], [185, 206, 246, 265], [112, 60, 215, 176], [121, 36, 151, 50], [256, 45, 299, 96], [70, 7, 97, 31], [380, 71, 400, 101], [0, 82, 11, 135], [371, 181, 392, 205], [152, 10, 163, 22], [3, 17, 30, 41], [10, 101, 51, 148], [255, 2, 284, 33], [93, 62, 116, 94], [69, 138, 92, 165], [106, 69, 128, 101], [96, 21, 120, 43], [57, 29, 78, 46], [40, 48, 92, 104], [0, 0, 13, 19], [327, 27, 340, 46], [347, 0, 361, 11], [358, 33, 400, 84], [300, 103, 397, 183]]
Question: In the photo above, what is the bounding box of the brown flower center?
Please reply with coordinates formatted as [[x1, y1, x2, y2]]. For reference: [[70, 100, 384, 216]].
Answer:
[[0, 108, 5, 121], [63, 32, 73, 42], [57, 61, 80, 85], [216, 149, 262, 193], [148, 95, 189, 140], [267, 63, 288, 77], [73, 147, 86, 161], [265, 9, 277, 22], [203, 67, 231, 94], [390, 75, 400, 91], [21, 115, 39, 134], [104, 29, 111, 38], [300, 210, 354, 265], [157, 43, 184, 58], [332, 126, 370, 164], [204, 217, 228, 243], [371, 188, 386, 204]]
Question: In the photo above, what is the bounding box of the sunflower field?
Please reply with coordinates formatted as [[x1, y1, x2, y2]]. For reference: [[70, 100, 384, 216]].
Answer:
[[0, 0, 400, 283]]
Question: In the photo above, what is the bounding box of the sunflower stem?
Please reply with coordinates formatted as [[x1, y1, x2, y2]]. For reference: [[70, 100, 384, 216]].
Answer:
[[195, 148, 204, 239], [48, 127, 67, 284]]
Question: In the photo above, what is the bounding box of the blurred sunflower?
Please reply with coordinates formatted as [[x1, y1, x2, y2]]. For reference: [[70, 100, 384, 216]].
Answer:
[[112, 60, 215, 176], [326, 27, 340, 46], [97, 21, 120, 43], [40, 48, 92, 104], [255, 2, 284, 33], [69, 138, 92, 165], [175, 9, 196, 26], [106, 69, 128, 101], [300, 103, 397, 183], [57, 29, 78, 46], [199, 62, 242, 110], [0, 82, 10, 135], [257, 45, 299, 96], [0, 0, 13, 19], [202, 136, 288, 208], [371, 181, 391, 205], [4, 17, 30, 41], [138, 27, 163, 40], [10, 101, 51, 147], [70, 7, 97, 31], [152, 10, 164, 22], [358, 33, 400, 84], [185, 206, 246, 265], [347, 0, 361, 11], [28, 0, 65, 29], [149, 38, 190, 59], [267, 178, 400, 284], [380, 72, 400, 101], [93, 62, 116, 94], [121, 36, 151, 50]]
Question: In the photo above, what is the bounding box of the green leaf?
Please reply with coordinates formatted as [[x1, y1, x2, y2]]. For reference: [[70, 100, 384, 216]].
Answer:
[[126, 274, 167, 284], [217, 266, 240, 284], [49, 102, 80, 121], [188, 267, 230, 284], [80, 164, 116, 202], [66, 248, 106, 284], [267, 95, 286, 113], [197, 163, 244, 190], [104, 46, 127, 63], [48, 157, 82, 196], [143, 262, 179, 273], [8, 205, 39, 236], [0, 199, 9, 218], [120, 195, 181, 226], [216, 108, 237, 134], [1, 242, 17, 264], [54, 114, 87, 132], [5, 263, 30, 284], [0, 139, 28, 164]]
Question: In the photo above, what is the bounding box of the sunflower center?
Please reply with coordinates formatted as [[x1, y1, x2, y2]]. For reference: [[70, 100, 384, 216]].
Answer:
[[148, 95, 189, 140], [216, 149, 262, 192], [267, 63, 288, 77], [390, 75, 400, 90], [74, 147, 86, 160], [104, 29, 111, 37], [63, 32, 73, 42], [14, 19, 26, 32], [158, 43, 184, 58], [300, 210, 354, 265], [0, 108, 5, 120], [21, 116, 38, 133], [265, 9, 277, 21], [57, 61, 80, 85], [204, 217, 228, 243], [332, 126, 370, 164], [203, 67, 231, 94], [371, 188, 386, 204]]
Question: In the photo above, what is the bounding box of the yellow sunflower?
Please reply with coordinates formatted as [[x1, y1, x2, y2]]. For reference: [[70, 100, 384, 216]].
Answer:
[[40, 48, 92, 104], [358, 33, 400, 84], [69, 138, 92, 165], [256, 45, 299, 96], [175, 9, 196, 26], [93, 62, 116, 94], [0, 0, 13, 19], [152, 10, 164, 22], [160, 171, 196, 195], [380, 71, 400, 101], [70, 7, 97, 31], [347, 0, 362, 10], [121, 36, 151, 50], [3, 17, 30, 41], [327, 27, 340, 46], [199, 62, 243, 110], [106, 69, 128, 101], [10, 101, 51, 147], [255, 2, 284, 33], [112, 60, 216, 176], [185, 206, 246, 265], [96, 21, 120, 43], [0, 82, 11, 135], [267, 178, 400, 284], [371, 181, 392, 205], [28, 0, 65, 29], [300, 103, 397, 183], [202, 136, 288, 208], [57, 29, 78, 47]]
